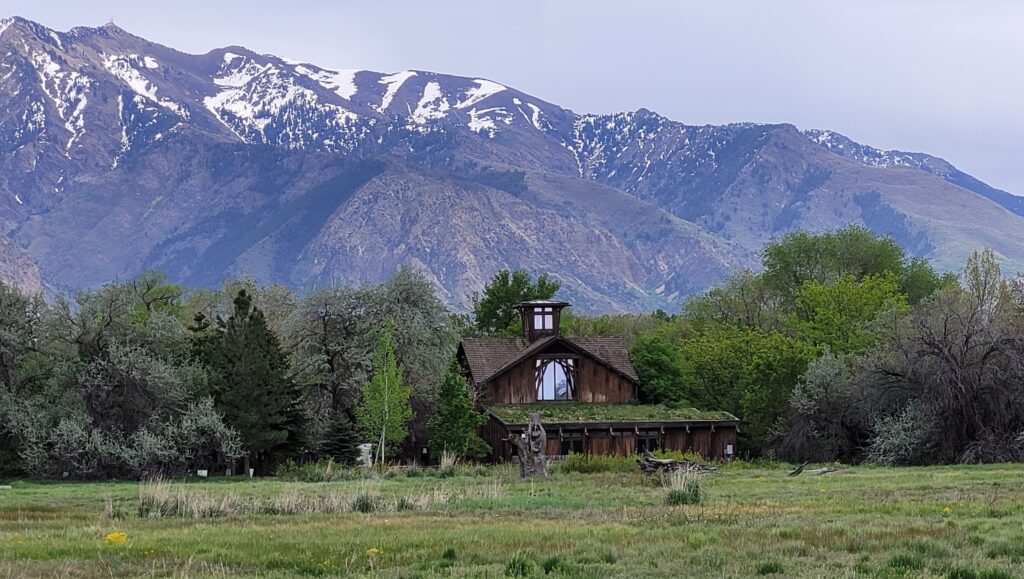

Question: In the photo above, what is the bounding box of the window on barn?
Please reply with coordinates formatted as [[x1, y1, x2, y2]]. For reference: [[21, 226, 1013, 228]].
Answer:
[[636, 433, 660, 454], [536, 358, 575, 401], [560, 433, 584, 455]]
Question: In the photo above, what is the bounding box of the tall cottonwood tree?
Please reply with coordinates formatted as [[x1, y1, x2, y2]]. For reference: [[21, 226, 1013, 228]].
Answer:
[[356, 320, 412, 465]]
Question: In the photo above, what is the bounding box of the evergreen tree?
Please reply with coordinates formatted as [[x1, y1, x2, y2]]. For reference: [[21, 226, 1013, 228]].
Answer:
[[320, 412, 361, 466], [356, 320, 412, 465], [428, 361, 488, 460], [212, 290, 305, 473]]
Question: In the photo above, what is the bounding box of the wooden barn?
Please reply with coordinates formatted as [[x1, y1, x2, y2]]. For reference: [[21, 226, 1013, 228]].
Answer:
[[456, 300, 739, 460]]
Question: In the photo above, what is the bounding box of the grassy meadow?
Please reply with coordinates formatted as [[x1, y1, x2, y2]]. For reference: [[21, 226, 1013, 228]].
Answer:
[[1, 462, 1023, 578]]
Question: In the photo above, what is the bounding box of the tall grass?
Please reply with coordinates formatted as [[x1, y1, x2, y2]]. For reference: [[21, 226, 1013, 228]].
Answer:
[[134, 477, 505, 519], [664, 469, 703, 505]]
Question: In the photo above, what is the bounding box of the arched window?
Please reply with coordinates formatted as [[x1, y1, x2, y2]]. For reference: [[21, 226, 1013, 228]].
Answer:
[[536, 358, 575, 401]]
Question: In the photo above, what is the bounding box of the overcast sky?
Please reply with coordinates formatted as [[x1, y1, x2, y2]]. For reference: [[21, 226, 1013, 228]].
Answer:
[[10, 1, 1024, 194]]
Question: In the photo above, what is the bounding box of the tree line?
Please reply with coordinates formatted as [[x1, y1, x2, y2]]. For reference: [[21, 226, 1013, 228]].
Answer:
[[2, 226, 1022, 477], [625, 227, 1024, 464], [0, 268, 484, 477]]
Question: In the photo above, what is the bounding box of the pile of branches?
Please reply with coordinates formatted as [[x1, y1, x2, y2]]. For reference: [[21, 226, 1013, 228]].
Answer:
[[636, 451, 717, 474]]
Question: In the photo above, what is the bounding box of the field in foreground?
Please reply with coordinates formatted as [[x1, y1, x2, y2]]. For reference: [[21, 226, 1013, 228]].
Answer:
[[1, 463, 1023, 578]]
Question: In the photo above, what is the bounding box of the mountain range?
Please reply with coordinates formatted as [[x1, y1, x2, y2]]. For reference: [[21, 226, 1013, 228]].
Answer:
[[1, 16, 1022, 311]]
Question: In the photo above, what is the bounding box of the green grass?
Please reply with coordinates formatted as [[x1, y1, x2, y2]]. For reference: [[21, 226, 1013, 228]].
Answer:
[[1, 463, 1023, 577], [488, 402, 737, 424]]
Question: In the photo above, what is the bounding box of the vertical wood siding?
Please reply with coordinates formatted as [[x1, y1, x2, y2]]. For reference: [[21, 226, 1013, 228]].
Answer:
[[485, 352, 635, 404]]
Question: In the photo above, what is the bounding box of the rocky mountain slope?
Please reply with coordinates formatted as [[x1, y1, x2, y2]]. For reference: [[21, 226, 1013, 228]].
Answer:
[[1, 16, 1020, 311]]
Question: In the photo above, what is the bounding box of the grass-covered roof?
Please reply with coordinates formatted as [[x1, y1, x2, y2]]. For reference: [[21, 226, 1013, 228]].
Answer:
[[488, 403, 738, 425]]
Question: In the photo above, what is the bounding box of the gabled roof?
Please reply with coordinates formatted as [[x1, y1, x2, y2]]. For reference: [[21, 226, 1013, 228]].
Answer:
[[459, 335, 640, 385], [567, 337, 641, 383], [459, 337, 531, 384]]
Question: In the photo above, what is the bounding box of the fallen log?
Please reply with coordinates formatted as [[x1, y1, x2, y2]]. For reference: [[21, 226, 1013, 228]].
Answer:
[[636, 451, 717, 474], [808, 467, 838, 476], [788, 462, 809, 477]]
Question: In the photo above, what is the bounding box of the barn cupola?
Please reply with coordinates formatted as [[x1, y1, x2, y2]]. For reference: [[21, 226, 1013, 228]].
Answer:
[[514, 300, 570, 342]]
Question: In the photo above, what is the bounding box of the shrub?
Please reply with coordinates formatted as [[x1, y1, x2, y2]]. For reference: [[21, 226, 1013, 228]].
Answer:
[[665, 470, 703, 506], [14, 399, 242, 479], [868, 405, 933, 466], [504, 552, 536, 577]]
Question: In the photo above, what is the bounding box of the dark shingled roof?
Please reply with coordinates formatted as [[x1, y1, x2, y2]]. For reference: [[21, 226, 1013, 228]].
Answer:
[[459, 337, 531, 383], [459, 335, 640, 384], [565, 337, 640, 383]]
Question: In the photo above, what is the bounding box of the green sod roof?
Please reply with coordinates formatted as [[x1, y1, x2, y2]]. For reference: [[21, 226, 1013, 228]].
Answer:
[[488, 403, 738, 425]]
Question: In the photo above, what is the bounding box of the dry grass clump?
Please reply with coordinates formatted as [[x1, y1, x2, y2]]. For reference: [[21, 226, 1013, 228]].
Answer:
[[664, 469, 703, 506]]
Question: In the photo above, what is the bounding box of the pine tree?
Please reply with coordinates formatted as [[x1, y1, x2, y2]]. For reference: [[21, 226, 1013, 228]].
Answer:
[[211, 290, 305, 473], [428, 360, 488, 460], [320, 412, 361, 466], [355, 320, 412, 465]]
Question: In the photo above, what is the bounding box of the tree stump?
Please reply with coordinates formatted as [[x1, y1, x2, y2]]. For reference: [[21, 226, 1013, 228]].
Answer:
[[510, 413, 548, 478]]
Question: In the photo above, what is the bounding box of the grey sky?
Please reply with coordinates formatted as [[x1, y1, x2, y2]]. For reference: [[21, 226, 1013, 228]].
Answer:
[[10, 1, 1024, 194]]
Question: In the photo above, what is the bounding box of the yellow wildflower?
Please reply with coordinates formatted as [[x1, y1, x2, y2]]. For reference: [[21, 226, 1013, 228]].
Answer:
[[367, 547, 381, 556], [104, 531, 128, 546], [943, 506, 952, 514]]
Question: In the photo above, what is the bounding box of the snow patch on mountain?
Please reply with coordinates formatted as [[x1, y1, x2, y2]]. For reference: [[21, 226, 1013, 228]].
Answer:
[[467, 106, 513, 137], [213, 54, 269, 88], [30, 51, 91, 155], [456, 79, 505, 109], [526, 102, 546, 131], [293, 64, 359, 100], [102, 54, 189, 118], [803, 129, 941, 173], [377, 70, 417, 113], [410, 81, 450, 125], [204, 59, 365, 151]]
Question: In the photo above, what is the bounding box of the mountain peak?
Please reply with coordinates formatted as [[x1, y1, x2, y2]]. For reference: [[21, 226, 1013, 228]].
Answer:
[[0, 19, 1021, 311]]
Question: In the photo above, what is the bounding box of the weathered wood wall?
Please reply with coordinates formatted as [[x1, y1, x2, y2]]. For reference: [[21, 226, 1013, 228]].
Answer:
[[485, 352, 635, 404], [482, 420, 739, 461]]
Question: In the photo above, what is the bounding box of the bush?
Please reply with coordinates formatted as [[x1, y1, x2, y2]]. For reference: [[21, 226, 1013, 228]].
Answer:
[[868, 405, 932, 466], [14, 399, 242, 479], [665, 470, 703, 506]]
